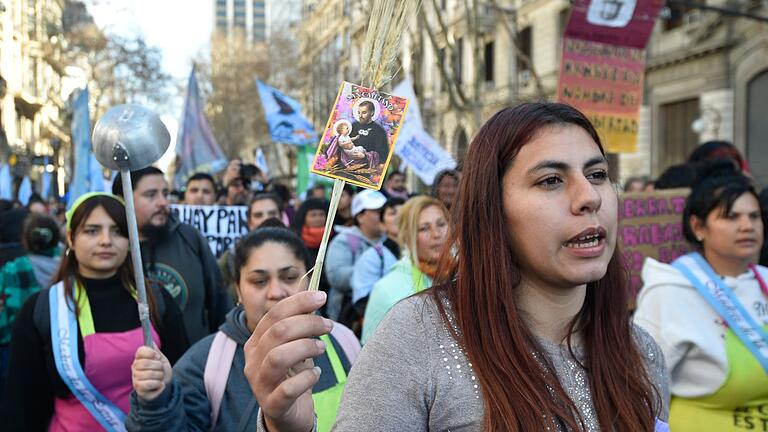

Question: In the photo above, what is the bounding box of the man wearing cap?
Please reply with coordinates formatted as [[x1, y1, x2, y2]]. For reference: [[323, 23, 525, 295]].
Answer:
[[324, 189, 387, 323], [113, 166, 231, 344]]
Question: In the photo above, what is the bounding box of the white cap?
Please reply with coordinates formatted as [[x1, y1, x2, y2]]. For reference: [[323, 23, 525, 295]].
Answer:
[[351, 189, 387, 217]]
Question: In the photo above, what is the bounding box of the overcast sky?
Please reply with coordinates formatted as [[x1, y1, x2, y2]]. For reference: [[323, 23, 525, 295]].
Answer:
[[86, 0, 213, 168]]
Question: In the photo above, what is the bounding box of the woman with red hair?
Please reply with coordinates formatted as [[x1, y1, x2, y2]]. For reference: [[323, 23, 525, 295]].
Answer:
[[243, 103, 670, 431]]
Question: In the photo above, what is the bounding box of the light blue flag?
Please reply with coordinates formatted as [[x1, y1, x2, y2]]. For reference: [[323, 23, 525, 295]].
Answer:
[[41, 168, 51, 200], [67, 87, 95, 209], [255, 147, 269, 178], [0, 163, 12, 200], [88, 153, 105, 192], [17, 176, 31, 205], [174, 67, 228, 190], [255, 80, 316, 146]]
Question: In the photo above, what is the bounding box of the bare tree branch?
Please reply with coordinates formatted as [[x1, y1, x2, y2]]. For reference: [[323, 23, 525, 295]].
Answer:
[[488, 0, 546, 99], [419, 12, 466, 111]]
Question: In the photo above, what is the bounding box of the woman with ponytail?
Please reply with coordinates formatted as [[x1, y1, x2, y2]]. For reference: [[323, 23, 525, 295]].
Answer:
[[1, 193, 188, 431], [243, 103, 670, 431]]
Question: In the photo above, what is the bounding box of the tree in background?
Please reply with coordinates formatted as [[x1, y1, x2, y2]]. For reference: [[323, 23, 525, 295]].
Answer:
[[62, 1, 172, 118], [194, 31, 270, 162], [416, 0, 546, 131]]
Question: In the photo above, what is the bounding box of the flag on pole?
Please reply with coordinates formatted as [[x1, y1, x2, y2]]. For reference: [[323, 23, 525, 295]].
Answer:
[[0, 163, 12, 200], [390, 78, 456, 185], [17, 176, 31, 205], [255, 80, 316, 146], [255, 147, 269, 178], [392, 78, 424, 133], [41, 167, 51, 200], [296, 145, 334, 199], [89, 153, 105, 193], [67, 87, 104, 209], [173, 66, 228, 190]]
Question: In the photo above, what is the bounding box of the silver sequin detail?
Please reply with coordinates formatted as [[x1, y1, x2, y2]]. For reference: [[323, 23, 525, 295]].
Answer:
[[434, 298, 480, 397]]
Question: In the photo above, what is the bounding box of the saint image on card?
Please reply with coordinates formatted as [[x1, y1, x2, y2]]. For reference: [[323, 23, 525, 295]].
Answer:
[[311, 81, 409, 190]]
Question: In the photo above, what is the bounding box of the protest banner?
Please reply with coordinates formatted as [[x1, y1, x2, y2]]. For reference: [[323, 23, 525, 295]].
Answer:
[[557, 0, 663, 153], [391, 78, 457, 185], [619, 188, 691, 296], [311, 81, 409, 190], [170, 204, 248, 258], [397, 130, 457, 185]]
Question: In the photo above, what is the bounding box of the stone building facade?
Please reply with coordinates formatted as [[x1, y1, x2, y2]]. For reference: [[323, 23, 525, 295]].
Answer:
[[0, 0, 69, 191], [296, 0, 768, 186], [639, 1, 768, 187]]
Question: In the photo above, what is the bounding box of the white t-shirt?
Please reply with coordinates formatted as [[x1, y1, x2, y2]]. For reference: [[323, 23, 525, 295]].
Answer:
[[634, 258, 768, 398]]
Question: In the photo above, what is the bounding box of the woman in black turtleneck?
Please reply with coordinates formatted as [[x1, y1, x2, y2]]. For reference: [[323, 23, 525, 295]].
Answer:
[[0, 193, 189, 431]]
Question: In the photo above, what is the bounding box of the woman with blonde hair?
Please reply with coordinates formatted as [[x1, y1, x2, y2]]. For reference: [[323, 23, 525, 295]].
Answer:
[[361, 196, 449, 343]]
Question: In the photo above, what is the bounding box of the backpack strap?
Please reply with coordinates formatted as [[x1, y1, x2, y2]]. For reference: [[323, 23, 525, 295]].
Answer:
[[204, 331, 237, 430], [345, 233, 361, 259], [371, 244, 385, 276]]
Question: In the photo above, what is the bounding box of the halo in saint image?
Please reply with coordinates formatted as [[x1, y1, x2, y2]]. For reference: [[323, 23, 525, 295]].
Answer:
[[332, 119, 353, 136], [352, 98, 381, 123]]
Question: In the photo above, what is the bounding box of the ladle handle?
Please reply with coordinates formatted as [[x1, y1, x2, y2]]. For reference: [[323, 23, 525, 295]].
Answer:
[[121, 170, 153, 347]]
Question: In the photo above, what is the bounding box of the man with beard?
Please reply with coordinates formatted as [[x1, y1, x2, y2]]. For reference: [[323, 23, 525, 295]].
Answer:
[[350, 100, 389, 164], [112, 167, 230, 343]]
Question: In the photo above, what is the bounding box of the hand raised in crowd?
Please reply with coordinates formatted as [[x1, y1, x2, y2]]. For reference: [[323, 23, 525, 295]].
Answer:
[[132, 345, 172, 401], [243, 290, 332, 432], [222, 159, 242, 188]]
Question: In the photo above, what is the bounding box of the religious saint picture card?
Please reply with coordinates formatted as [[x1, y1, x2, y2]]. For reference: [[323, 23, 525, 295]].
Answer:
[[311, 81, 409, 190]]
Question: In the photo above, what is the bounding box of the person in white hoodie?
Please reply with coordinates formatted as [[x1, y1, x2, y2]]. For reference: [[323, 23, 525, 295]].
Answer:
[[635, 169, 766, 432]]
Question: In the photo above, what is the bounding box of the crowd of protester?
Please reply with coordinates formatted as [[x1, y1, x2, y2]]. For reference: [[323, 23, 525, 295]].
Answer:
[[0, 103, 765, 431]]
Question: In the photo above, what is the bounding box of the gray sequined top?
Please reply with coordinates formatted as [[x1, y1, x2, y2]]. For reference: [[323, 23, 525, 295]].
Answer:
[[256, 295, 670, 432]]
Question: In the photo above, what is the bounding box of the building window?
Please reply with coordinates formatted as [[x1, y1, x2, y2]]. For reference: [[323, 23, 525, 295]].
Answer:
[[663, 4, 690, 31], [453, 37, 463, 84], [747, 70, 768, 187], [517, 27, 532, 72], [659, 98, 699, 171], [484, 41, 494, 83]]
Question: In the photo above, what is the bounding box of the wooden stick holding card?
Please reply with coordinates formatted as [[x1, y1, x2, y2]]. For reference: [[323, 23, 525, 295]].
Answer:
[[306, 0, 419, 291]]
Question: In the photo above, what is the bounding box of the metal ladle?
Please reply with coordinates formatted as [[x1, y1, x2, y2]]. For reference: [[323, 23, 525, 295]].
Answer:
[[92, 104, 170, 347]]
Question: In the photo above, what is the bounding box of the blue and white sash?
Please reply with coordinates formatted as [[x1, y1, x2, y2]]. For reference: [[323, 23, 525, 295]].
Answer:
[[49, 282, 127, 431], [672, 252, 768, 374]]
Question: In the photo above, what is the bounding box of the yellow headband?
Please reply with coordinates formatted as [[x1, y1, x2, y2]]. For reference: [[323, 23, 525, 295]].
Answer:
[[66, 192, 126, 231]]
